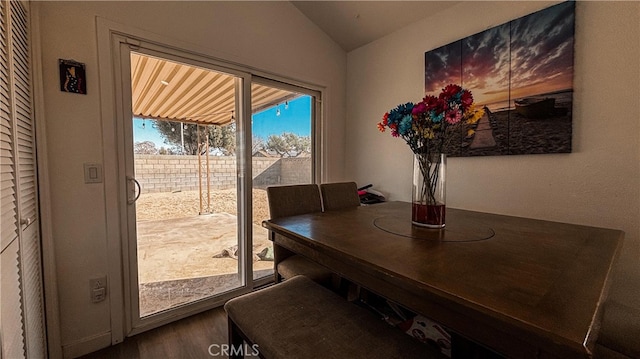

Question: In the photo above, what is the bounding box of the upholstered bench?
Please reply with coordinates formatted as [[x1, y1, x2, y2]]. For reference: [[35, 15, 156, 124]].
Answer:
[[594, 301, 640, 358], [224, 275, 445, 359]]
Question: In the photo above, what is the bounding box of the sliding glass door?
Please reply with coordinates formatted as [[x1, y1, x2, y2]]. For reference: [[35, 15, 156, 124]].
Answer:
[[123, 49, 248, 331], [112, 38, 321, 335]]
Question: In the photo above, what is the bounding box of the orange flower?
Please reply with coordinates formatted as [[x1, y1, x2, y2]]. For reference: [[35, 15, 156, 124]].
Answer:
[[377, 113, 389, 132]]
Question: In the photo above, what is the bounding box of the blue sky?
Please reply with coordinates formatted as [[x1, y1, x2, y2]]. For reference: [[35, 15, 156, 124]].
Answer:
[[252, 95, 311, 139], [133, 95, 311, 148], [133, 118, 167, 147]]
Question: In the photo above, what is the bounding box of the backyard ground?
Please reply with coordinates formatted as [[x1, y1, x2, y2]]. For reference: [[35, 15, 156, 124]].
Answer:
[[135, 188, 273, 315], [136, 187, 270, 224]]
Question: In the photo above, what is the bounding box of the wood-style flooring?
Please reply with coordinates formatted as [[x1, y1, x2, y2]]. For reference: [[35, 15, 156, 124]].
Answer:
[[79, 307, 229, 359]]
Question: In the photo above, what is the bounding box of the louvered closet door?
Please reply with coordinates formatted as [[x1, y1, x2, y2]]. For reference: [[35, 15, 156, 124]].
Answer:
[[1, 0, 45, 358], [0, 0, 16, 251], [1, 0, 24, 357], [1, 0, 25, 358]]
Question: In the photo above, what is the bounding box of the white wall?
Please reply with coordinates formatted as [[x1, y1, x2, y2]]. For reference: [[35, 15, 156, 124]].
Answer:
[[35, 1, 346, 356], [346, 0, 639, 309]]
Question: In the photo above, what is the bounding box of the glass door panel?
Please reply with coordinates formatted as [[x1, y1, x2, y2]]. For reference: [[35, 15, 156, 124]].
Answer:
[[129, 52, 244, 317], [250, 82, 313, 280]]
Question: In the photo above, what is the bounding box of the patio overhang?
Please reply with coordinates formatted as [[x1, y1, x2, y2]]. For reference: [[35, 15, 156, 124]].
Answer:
[[131, 53, 298, 126]]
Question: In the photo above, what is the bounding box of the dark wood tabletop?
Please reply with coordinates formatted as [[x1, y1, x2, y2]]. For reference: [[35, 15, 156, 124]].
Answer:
[[262, 201, 623, 359]]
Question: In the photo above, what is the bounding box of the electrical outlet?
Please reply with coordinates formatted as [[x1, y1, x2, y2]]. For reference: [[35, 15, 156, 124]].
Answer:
[[90, 276, 107, 303]]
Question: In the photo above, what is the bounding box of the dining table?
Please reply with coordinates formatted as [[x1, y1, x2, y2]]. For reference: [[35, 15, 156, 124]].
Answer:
[[262, 201, 623, 359]]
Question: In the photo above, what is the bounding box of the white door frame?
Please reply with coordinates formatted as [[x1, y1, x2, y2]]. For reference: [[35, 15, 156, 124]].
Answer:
[[113, 37, 257, 336], [97, 17, 325, 343]]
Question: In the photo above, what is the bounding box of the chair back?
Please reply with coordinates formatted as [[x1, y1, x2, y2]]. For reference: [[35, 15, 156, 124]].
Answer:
[[320, 182, 360, 211], [267, 184, 322, 219]]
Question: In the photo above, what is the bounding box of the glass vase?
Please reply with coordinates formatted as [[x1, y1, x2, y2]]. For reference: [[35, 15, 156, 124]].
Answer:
[[412, 153, 446, 228]]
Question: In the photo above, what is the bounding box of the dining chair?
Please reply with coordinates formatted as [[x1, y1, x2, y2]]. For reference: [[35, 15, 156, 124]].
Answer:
[[319, 181, 362, 297], [320, 181, 361, 211], [266, 184, 333, 285]]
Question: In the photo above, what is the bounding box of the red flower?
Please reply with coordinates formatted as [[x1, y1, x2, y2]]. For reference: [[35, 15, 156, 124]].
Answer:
[[421, 95, 440, 111], [377, 113, 389, 132], [460, 90, 473, 109], [440, 84, 462, 100]]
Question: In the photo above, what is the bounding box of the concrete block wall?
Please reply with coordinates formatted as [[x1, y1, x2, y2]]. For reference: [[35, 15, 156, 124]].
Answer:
[[281, 157, 312, 184], [253, 157, 282, 188], [134, 155, 309, 193], [209, 157, 238, 189]]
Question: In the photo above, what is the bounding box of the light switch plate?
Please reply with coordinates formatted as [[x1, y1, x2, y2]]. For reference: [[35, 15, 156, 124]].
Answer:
[[84, 163, 103, 183]]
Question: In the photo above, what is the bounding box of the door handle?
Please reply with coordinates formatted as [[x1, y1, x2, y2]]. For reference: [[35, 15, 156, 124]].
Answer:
[[127, 176, 141, 204]]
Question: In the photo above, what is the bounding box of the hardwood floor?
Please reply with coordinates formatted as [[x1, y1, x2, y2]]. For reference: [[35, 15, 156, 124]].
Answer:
[[80, 307, 229, 359]]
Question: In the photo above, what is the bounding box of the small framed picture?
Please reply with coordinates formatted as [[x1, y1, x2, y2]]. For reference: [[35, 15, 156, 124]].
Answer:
[[59, 59, 86, 94]]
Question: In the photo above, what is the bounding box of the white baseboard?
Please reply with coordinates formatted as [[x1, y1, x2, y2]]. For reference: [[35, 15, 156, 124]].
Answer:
[[62, 332, 111, 359]]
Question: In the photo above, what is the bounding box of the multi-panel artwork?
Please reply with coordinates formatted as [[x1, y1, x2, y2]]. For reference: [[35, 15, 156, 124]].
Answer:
[[425, 1, 575, 157]]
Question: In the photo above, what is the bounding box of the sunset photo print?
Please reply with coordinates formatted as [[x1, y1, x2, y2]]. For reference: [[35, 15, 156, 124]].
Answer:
[[425, 1, 575, 157]]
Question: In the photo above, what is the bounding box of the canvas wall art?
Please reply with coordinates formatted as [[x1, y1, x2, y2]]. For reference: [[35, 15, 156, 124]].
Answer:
[[425, 1, 575, 157]]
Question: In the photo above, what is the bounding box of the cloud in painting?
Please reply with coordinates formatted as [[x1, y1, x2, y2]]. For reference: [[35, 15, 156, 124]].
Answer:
[[461, 23, 511, 105], [424, 1, 575, 106], [425, 41, 462, 96], [510, 1, 575, 97]]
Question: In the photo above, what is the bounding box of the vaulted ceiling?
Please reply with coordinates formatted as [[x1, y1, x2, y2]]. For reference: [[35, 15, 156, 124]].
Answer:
[[291, 1, 460, 51]]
